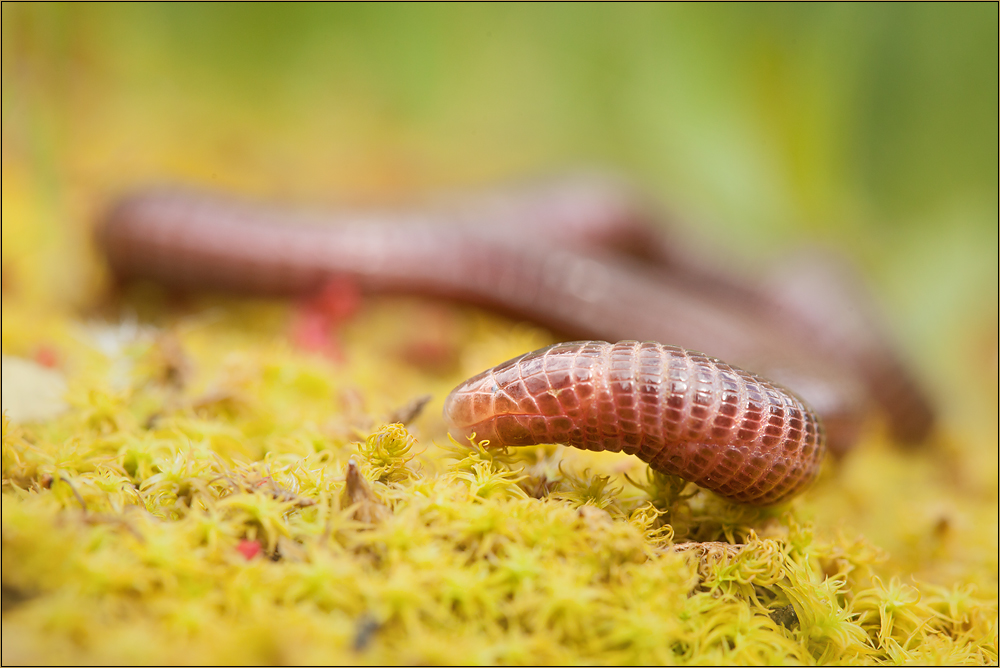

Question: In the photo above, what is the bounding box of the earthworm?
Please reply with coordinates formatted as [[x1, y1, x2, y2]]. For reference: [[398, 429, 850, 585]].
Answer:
[[97, 179, 934, 458], [469, 176, 935, 445], [443, 341, 825, 505]]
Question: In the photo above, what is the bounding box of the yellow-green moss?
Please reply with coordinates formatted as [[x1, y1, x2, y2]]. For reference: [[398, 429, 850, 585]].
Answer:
[[2, 297, 997, 664]]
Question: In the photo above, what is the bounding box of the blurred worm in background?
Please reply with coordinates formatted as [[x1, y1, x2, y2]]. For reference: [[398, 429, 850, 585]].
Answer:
[[97, 175, 936, 493]]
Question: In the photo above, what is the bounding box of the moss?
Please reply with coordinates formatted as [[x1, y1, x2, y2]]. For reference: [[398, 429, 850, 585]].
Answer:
[[2, 299, 998, 664]]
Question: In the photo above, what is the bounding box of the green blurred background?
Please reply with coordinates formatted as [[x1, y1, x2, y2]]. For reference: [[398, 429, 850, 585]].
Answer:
[[3, 3, 998, 431]]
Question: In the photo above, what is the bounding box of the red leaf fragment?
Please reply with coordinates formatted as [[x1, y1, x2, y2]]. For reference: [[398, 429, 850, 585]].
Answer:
[[237, 539, 262, 560]]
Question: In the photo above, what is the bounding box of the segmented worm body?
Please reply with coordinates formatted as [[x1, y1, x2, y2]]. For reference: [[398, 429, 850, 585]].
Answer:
[[444, 341, 824, 505], [97, 178, 935, 501]]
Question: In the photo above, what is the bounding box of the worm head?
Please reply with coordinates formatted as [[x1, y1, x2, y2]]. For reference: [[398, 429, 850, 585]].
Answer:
[[443, 342, 591, 448], [442, 361, 532, 446]]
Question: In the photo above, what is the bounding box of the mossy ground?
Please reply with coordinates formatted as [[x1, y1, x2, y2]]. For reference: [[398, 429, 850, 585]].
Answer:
[[2, 286, 997, 665]]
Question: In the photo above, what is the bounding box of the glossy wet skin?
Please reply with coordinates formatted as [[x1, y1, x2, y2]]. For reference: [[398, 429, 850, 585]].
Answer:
[[444, 344, 588, 446], [444, 341, 824, 505]]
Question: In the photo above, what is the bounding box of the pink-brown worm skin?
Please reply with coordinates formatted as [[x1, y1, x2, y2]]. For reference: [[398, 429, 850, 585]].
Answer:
[[443, 341, 825, 505], [95, 179, 935, 457]]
